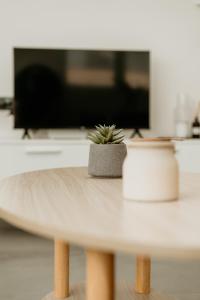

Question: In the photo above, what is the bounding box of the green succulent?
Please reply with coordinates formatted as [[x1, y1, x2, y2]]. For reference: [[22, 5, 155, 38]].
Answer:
[[88, 124, 124, 144]]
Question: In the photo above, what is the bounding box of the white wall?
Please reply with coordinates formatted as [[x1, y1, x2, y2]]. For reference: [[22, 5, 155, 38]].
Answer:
[[0, 0, 200, 135]]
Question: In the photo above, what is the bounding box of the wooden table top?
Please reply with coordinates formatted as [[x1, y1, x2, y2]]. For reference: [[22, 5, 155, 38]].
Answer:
[[0, 167, 200, 259]]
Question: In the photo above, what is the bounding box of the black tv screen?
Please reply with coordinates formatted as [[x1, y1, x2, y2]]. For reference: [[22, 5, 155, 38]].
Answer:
[[14, 48, 150, 129]]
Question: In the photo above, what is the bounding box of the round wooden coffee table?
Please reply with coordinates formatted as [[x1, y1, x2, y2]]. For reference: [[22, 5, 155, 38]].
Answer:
[[0, 167, 200, 300]]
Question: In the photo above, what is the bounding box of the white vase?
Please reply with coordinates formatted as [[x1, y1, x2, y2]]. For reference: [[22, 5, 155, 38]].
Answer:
[[123, 138, 179, 202]]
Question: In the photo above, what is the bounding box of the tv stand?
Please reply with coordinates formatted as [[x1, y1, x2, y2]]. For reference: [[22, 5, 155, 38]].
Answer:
[[22, 129, 31, 139], [130, 128, 143, 138]]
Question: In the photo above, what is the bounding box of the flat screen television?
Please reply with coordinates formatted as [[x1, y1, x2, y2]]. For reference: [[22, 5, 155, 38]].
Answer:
[[14, 48, 150, 129]]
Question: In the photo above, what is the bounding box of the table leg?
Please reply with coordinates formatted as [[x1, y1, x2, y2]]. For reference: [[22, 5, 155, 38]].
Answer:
[[86, 249, 114, 300], [135, 255, 151, 294], [54, 240, 69, 299]]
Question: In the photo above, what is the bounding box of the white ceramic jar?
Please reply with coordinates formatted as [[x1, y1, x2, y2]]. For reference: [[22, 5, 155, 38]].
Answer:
[[123, 138, 179, 202]]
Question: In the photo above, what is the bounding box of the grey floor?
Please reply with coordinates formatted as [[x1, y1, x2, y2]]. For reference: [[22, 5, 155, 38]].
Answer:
[[0, 223, 200, 300]]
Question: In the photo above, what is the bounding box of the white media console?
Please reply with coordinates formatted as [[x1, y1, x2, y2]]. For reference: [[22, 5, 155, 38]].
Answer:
[[0, 138, 200, 179], [0, 139, 90, 179]]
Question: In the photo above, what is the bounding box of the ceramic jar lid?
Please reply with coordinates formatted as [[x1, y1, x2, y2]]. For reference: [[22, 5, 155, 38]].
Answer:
[[127, 137, 180, 148]]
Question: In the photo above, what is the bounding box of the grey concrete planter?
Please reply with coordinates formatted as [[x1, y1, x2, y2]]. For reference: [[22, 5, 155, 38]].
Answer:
[[88, 143, 127, 178]]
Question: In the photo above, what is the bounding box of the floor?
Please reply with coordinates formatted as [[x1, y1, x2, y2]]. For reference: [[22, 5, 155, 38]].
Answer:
[[0, 224, 200, 300]]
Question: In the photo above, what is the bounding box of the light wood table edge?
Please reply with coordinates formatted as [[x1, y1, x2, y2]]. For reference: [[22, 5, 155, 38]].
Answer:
[[0, 208, 199, 260]]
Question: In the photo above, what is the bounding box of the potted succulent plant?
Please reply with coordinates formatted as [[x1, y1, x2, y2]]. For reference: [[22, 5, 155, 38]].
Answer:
[[88, 124, 127, 177]]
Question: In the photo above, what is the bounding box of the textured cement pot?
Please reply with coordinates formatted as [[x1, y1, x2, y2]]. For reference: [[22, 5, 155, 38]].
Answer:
[[88, 143, 127, 178]]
